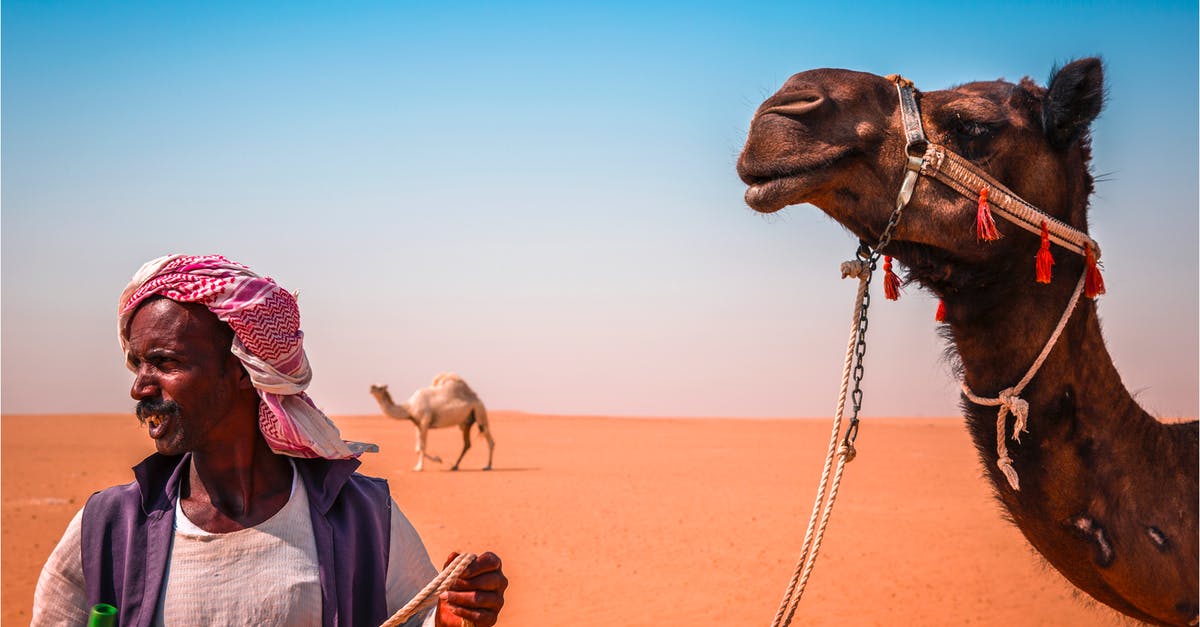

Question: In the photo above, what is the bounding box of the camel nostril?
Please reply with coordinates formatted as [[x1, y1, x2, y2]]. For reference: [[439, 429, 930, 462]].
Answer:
[[761, 91, 826, 118]]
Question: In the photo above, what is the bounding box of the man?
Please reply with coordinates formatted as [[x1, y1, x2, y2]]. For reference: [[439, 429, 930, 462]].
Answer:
[[33, 255, 506, 626]]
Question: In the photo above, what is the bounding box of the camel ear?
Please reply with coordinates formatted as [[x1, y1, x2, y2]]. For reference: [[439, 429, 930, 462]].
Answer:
[[1043, 58, 1105, 148]]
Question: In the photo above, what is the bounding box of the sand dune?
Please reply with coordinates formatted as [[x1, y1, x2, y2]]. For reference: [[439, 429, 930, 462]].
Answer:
[[3, 412, 1120, 625]]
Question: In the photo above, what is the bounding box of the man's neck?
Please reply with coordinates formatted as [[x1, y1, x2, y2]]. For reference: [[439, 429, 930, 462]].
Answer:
[[181, 436, 294, 533]]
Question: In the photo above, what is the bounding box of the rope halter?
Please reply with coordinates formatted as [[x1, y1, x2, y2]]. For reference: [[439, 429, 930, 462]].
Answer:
[[885, 75, 1106, 491]]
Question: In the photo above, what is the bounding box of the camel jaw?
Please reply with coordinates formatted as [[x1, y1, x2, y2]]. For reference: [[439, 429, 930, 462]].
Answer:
[[738, 144, 853, 214], [741, 159, 860, 214], [743, 174, 811, 214]]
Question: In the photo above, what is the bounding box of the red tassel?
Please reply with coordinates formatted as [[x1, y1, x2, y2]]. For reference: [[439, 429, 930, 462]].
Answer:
[[1035, 220, 1054, 284], [976, 187, 1000, 241], [1084, 244, 1106, 298], [935, 299, 946, 322], [883, 255, 901, 301]]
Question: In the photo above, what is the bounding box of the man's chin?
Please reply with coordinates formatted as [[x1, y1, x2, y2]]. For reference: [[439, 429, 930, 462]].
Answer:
[[154, 439, 186, 456]]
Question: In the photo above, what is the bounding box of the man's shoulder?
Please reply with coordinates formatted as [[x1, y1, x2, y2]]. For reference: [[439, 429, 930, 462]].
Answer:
[[86, 479, 141, 507], [292, 457, 390, 513], [85, 453, 185, 520], [348, 470, 388, 488], [79, 478, 146, 544], [344, 470, 391, 504]]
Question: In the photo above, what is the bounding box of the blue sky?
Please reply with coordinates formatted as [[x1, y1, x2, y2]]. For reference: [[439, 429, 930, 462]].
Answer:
[[3, 1, 1196, 418]]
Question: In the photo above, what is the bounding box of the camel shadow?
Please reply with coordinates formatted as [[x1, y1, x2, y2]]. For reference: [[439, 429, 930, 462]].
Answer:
[[440, 467, 539, 473]]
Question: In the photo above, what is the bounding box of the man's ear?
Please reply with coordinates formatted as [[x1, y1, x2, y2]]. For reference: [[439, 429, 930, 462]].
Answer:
[[237, 368, 256, 391], [226, 353, 256, 391], [1043, 57, 1105, 148]]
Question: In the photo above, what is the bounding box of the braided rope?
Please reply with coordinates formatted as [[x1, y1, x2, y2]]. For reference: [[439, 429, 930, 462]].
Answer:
[[379, 552, 477, 627], [769, 262, 870, 627], [961, 271, 1087, 490]]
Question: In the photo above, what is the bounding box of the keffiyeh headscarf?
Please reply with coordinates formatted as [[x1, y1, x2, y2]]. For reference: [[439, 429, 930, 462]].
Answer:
[[118, 254, 375, 459]]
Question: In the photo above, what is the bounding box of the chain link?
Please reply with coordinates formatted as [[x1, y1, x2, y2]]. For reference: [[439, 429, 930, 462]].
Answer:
[[842, 260, 871, 448], [841, 192, 910, 449], [875, 193, 909, 255]]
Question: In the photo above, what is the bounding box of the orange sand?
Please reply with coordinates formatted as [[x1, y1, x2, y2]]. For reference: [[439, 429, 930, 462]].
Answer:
[[3, 412, 1116, 625]]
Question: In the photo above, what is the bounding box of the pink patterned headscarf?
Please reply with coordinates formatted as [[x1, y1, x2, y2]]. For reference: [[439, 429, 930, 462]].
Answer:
[[118, 254, 374, 459]]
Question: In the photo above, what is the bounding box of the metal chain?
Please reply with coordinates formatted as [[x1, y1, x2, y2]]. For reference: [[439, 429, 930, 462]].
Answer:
[[842, 194, 909, 450], [875, 192, 908, 254], [842, 272, 870, 448]]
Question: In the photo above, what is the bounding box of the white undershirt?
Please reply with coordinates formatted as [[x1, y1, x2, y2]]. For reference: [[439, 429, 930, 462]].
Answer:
[[154, 460, 322, 625], [33, 462, 437, 627]]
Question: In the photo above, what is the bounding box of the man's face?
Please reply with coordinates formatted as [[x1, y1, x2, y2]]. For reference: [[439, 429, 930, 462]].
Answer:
[[126, 298, 246, 456]]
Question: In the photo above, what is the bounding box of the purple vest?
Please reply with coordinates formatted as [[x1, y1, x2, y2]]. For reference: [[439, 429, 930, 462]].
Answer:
[[81, 453, 392, 627]]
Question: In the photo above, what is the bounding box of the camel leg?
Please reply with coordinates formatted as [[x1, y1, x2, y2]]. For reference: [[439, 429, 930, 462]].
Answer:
[[420, 425, 443, 466], [414, 426, 437, 471], [413, 427, 424, 472], [479, 424, 495, 471], [450, 423, 472, 471]]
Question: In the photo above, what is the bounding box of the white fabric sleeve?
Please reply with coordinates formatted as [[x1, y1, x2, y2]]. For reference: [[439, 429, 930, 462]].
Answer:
[[32, 508, 89, 626], [385, 498, 439, 627]]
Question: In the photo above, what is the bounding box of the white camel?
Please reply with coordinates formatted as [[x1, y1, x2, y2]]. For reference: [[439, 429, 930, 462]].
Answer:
[[369, 373, 495, 471]]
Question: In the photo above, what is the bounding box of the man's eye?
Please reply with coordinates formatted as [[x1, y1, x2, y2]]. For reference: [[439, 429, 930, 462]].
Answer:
[[147, 357, 178, 370]]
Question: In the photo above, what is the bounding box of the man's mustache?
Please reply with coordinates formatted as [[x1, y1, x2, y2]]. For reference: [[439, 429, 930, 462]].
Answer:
[[135, 398, 181, 425]]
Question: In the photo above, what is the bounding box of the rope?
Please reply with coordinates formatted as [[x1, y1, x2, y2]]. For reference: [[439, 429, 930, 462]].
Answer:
[[769, 262, 870, 627], [379, 552, 477, 627], [961, 271, 1086, 490]]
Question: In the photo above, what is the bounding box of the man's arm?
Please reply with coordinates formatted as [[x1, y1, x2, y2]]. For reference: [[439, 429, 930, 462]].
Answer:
[[385, 498, 439, 627], [32, 508, 90, 626]]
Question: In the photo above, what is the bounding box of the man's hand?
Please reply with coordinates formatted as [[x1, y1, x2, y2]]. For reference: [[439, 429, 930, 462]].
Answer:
[[435, 551, 507, 627]]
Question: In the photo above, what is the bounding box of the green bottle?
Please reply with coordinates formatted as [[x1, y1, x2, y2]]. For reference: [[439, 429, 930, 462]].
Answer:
[[87, 603, 117, 627]]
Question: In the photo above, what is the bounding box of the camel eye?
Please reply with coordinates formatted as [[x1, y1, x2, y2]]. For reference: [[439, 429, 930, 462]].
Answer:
[[951, 119, 1001, 159], [956, 121, 993, 138]]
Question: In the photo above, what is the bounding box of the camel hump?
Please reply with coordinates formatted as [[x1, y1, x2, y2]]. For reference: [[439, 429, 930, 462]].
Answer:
[[430, 372, 480, 399], [432, 372, 463, 386]]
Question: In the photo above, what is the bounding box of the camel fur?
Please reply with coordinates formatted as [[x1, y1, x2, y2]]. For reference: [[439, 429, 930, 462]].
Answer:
[[369, 373, 494, 471], [737, 58, 1198, 625]]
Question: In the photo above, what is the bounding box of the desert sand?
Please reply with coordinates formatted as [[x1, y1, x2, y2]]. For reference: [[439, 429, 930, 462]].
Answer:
[[3, 412, 1124, 626]]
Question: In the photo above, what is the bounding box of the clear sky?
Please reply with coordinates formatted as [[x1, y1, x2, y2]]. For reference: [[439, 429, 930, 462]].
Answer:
[[3, 1, 1197, 419]]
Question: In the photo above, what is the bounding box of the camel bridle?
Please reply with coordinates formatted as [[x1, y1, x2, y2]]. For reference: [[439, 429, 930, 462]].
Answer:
[[886, 74, 1106, 491], [770, 75, 1109, 627], [889, 75, 1102, 258]]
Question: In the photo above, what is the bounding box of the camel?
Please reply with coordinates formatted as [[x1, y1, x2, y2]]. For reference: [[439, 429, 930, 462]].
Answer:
[[369, 373, 495, 471], [737, 58, 1198, 626]]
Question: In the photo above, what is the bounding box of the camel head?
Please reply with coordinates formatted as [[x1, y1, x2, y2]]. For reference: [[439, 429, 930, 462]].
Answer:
[[369, 383, 417, 423], [737, 59, 1104, 296], [369, 383, 398, 408]]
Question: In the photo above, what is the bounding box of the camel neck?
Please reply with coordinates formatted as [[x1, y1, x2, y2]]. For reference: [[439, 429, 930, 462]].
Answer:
[[946, 263, 1145, 441], [941, 264, 1198, 625], [372, 392, 415, 423]]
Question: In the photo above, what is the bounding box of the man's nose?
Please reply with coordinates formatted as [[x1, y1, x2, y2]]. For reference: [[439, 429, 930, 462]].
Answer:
[[130, 366, 158, 401]]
